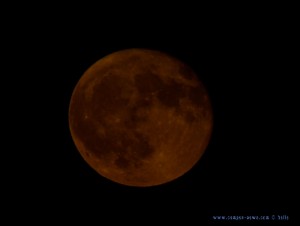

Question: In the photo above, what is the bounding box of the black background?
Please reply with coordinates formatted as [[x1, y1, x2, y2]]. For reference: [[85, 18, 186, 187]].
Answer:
[[13, 6, 296, 223]]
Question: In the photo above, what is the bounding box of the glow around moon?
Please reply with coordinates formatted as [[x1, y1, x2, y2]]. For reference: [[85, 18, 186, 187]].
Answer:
[[69, 49, 213, 187]]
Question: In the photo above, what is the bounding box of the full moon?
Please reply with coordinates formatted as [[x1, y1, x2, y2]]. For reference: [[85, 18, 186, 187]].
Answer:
[[69, 49, 213, 187]]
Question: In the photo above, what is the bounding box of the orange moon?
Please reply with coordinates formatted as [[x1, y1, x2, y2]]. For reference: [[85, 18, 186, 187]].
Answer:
[[69, 49, 213, 187]]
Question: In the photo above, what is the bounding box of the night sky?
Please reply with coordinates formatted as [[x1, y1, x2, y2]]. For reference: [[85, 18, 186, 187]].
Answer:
[[16, 9, 296, 223]]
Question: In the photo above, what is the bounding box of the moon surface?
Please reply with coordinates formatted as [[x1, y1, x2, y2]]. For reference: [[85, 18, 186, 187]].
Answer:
[[69, 49, 213, 187]]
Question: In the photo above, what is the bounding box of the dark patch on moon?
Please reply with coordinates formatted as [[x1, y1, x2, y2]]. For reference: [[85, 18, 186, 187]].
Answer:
[[78, 124, 155, 170], [134, 71, 185, 109], [113, 131, 154, 170], [91, 74, 131, 118], [125, 101, 150, 128], [133, 132, 154, 159], [115, 156, 130, 169], [134, 71, 164, 95], [131, 68, 208, 129], [182, 111, 197, 123], [157, 80, 184, 108]]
